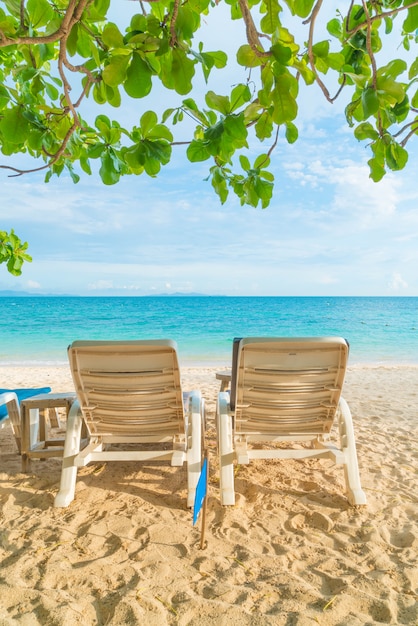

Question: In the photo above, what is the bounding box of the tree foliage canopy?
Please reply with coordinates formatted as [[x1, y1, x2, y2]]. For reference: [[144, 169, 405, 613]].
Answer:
[[0, 229, 31, 275], [0, 0, 417, 272]]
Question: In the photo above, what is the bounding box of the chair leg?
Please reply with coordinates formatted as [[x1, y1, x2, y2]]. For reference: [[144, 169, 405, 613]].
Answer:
[[186, 391, 203, 508], [218, 393, 235, 506], [54, 402, 84, 508], [338, 398, 367, 506]]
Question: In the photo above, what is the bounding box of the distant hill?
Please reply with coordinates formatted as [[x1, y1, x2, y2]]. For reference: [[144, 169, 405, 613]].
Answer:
[[0, 290, 75, 297], [152, 292, 212, 297], [0, 290, 46, 297], [0, 290, 215, 297]]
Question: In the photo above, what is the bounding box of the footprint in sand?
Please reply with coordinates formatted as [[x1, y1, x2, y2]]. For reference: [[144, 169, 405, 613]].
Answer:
[[288, 511, 334, 533]]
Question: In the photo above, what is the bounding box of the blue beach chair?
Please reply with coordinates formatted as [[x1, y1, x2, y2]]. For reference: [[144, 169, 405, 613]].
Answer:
[[0, 387, 51, 452]]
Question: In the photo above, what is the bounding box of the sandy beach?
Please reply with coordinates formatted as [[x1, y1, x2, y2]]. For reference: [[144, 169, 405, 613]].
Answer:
[[0, 365, 417, 625]]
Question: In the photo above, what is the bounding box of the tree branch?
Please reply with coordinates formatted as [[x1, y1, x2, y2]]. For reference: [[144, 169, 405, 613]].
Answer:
[[0, 121, 79, 177], [398, 121, 418, 147], [238, 0, 271, 58], [306, 0, 335, 103], [170, 0, 181, 47], [344, 0, 418, 38], [0, 0, 88, 47], [19, 0, 26, 31], [362, 0, 377, 89]]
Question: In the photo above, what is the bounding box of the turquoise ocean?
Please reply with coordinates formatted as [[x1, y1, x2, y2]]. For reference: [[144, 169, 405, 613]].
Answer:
[[0, 296, 417, 366]]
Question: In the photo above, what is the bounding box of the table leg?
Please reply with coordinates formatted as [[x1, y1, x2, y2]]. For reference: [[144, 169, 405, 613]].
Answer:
[[21, 407, 41, 473]]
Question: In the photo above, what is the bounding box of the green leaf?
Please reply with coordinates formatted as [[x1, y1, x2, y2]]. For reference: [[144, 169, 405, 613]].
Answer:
[[45, 82, 59, 100], [327, 53, 345, 71], [187, 140, 211, 162], [368, 157, 386, 182], [272, 74, 298, 123], [99, 150, 120, 185], [68, 167, 80, 184], [147, 124, 173, 142], [384, 17, 393, 35], [124, 53, 152, 98], [377, 59, 407, 80], [102, 23, 124, 49], [239, 154, 251, 171], [392, 95, 410, 121], [409, 57, 418, 79], [255, 112, 274, 140], [236, 45, 263, 68], [73, 23, 91, 58], [0, 84, 10, 109], [403, 0, 418, 33], [291, 59, 316, 85], [0, 107, 29, 143], [140, 111, 158, 136], [376, 77, 406, 104], [105, 83, 121, 107], [83, 0, 111, 23], [80, 156, 92, 175], [271, 43, 292, 64], [93, 81, 107, 105], [260, 0, 281, 34], [230, 84, 251, 111], [143, 139, 171, 166], [66, 23, 79, 57], [175, 6, 199, 40], [312, 40, 330, 57], [171, 49, 195, 95], [385, 141, 408, 171], [254, 176, 273, 208], [223, 114, 247, 144], [102, 55, 130, 87], [362, 87, 379, 118], [293, 0, 315, 18], [124, 143, 146, 170], [130, 13, 147, 32], [95, 114, 111, 134], [354, 122, 379, 140], [210, 166, 229, 204], [143, 156, 161, 177], [204, 50, 227, 69], [327, 18, 342, 38], [205, 91, 230, 114], [254, 153, 270, 169], [27, 0, 54, 28], [285, 121, 298, 143]]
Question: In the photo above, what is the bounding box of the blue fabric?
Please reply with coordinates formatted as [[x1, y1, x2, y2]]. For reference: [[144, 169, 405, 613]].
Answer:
[[193, 457, 208, 526], [0, 387, 51, 420]]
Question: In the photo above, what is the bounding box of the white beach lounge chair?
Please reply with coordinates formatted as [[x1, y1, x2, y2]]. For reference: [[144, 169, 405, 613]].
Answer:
[[54, 340, 204, 508], [217, 337, 367, 507]]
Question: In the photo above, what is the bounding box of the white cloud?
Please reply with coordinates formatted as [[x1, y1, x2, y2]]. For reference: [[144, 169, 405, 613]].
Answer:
[[88, 280, 114, 291], [388, 273, 408, 290]]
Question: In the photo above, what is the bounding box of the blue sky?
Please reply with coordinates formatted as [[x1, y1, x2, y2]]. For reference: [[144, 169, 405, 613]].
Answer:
[[1, 3, 418, 296]]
